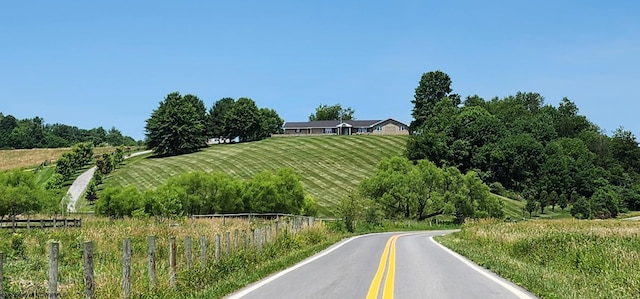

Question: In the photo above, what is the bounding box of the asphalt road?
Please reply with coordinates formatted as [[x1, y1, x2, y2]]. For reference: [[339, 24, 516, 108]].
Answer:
[[66, 150, 152, 212], [227, 231, 536, 299]]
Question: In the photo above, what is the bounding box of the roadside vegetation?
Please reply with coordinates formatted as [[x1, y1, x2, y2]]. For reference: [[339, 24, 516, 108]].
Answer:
[[437, 219, 640, 298]]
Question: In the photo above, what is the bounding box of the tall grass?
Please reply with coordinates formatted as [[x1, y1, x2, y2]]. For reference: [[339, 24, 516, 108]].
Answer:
[[0, 216, 335, 298], [437, 219, 640, 298], [0, 147, 117, 171], [104, 135, 408, 216]]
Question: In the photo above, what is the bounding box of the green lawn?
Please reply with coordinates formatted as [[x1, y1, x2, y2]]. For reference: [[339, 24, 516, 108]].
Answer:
[[104, 135, 408, 216]]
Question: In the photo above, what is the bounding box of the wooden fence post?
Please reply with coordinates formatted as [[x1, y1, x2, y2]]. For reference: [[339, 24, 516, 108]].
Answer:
[[122, 238, 131, 299], [233, 229, 239, 249], [199, 235, 206, 268], [83, 241, 95, 299], [214, 234, 221, 262], [169, 237, 176, 288], [1, 252, 4, 299], [256, 228, 262, 252], [48, 241, 59, 299], [225, 231, 231, 256], [242, 230, 247, 250], [147, 236, 157, 290], [185, 236, 193, 270]]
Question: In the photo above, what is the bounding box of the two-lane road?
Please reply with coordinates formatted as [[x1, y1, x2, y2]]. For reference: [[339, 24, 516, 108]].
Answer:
[[227, 231, 536, 299]]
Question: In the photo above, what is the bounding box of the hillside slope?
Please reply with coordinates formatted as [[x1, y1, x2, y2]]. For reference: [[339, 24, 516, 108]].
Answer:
[[105, 135, 408, 215]]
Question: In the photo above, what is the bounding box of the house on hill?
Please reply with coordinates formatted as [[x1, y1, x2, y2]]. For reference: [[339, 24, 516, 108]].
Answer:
[[282, 118, 409, 136]]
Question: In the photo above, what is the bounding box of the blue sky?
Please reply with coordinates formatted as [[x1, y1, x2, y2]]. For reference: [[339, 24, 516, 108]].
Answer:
[[1, 1, 639, 141]]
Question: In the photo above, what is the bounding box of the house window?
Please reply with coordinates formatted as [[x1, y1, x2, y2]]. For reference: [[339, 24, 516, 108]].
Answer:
[[324, 128, 333, 134], [399, 126, 405, 131], [358, 128, 368, 133], [376, 126, 382, 132], [295, 129, 300, 133]]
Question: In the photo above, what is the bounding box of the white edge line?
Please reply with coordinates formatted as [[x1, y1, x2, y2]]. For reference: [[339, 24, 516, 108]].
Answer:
[[226, 234, 370, 299], [429, 236, 535, 299]]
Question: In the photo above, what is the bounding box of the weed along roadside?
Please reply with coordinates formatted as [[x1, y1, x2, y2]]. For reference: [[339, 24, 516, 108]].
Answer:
[[0, 214, 331, 299], [437, 219, 640, 299]]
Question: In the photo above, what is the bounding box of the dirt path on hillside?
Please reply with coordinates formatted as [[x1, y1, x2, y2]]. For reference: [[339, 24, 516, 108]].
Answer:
[[66, 150, 152, 212]]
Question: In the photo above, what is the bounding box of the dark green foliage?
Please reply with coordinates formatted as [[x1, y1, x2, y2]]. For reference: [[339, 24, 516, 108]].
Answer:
[[308, 103, 355, 121], [85, 180, 97, 202], [407, 70, 640, 218], [0, 113, 135, 149], [208, 97, 235, 140], [558, 193, 568, 213], [525, 199, 537, 218], [145, 92, 208, 156], [207, 97, 283, 143], [410, 70, 456, 130]]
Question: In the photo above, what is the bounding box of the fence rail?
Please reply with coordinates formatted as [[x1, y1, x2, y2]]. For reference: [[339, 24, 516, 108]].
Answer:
[[0, 214, 317, 298], [0, 218, 82, 230]]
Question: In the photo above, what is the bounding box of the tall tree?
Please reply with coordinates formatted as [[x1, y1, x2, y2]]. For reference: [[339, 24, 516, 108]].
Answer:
[[208, 97, 235, 140], [223, 97, 261, 142], [410, 70, 456, 130], [309, 104, 355, 121], [258, 108, 284, 139], [145, 92, 207, 156]]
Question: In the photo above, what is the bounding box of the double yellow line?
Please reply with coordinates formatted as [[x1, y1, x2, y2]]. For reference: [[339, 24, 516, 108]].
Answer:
[[366, 234, 407, 299]]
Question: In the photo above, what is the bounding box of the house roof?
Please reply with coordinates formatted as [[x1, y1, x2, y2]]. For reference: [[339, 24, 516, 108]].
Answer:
[[283, 118, 407, 129]]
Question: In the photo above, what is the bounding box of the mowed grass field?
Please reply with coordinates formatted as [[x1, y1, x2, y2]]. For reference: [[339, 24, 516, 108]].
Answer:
[[105, 135, 408, 215]]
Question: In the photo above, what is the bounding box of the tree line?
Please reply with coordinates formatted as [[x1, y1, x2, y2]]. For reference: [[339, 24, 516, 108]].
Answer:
[[94, 169, 317, 218], [145, 93, 284, 156], [0, 112, 138, 149], [406, 70, 640, 219]]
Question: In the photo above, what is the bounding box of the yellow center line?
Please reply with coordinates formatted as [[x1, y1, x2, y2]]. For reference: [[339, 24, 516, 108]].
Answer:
[[367, 233, 416, 299], [366, 235, 395, 299], [382, 235, 398, 299]]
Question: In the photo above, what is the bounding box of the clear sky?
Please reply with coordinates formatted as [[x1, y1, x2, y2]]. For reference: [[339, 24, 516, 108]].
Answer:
[[1, 1, 639, 141]]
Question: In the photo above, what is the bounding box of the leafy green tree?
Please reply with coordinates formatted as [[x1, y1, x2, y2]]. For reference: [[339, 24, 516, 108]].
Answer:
[[571, 196, 591, 219], [145, 92, 207, 156], [92, 170, 102, 185], [114, 146, 125, 166], [410, 70, 456, 130], [85, 180, 98, 202], [337, 192, 365, 232], [525, 199, 537, 218], [538, 190, 549, 214], [208, 97, 235, 140], [548, 190, 559, 212], [558, 193, 568, 213], [54, 154, 74, 181], [309, 104, 355, 121], [258, 108, 284, 138], [224, 97, 262, 142]]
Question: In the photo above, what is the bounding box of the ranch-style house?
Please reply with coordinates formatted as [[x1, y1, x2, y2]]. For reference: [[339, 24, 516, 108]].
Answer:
[[282, 118, 409, 136]]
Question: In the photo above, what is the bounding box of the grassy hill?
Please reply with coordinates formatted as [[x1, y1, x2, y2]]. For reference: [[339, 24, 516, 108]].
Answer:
[[105, 135, 408, 215]]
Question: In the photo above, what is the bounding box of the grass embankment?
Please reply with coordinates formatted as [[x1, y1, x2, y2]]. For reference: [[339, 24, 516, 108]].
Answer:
[[437, 219, 640, 298], [0, 216, 341, 298], [105, 135, 408, 216], [0, 147, 118, 171]]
